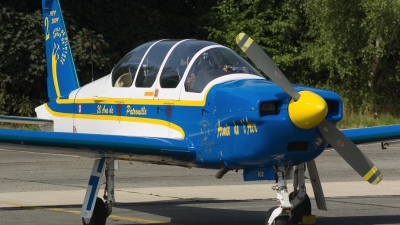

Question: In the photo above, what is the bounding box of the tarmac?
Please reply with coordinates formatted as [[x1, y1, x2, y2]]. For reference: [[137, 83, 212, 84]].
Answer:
[[0, 142, 399, 224]]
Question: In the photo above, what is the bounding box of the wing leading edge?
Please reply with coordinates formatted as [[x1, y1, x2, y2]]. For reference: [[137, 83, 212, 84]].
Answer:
[[342, 125, 400, 144], [0, 129, 195, 165]]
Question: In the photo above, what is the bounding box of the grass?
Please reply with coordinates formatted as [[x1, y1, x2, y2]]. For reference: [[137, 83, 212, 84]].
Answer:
[[0, 123, 40, 130], [338, 113, 400, 129]]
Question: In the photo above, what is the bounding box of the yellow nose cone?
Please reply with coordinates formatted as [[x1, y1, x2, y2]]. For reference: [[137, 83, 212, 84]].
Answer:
[[288, 91, 328, 129]]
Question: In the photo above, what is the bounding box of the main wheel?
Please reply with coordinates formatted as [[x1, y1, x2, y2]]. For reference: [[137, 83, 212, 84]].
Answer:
[[105, 202, 113, 217], [289, 193, 311, 224], [82, 197, 107, 225]]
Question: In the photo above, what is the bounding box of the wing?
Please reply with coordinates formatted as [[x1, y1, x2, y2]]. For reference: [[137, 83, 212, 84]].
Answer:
[[0, 129, 195, 166], [342, 125, 400, 144], [0, 115, 53, 125]]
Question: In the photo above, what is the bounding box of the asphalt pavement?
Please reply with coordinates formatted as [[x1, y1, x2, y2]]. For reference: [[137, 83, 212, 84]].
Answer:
[[0, 142, 399, 225]]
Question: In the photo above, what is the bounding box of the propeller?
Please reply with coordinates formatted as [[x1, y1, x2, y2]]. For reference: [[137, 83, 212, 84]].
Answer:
[[236, 33, 382, 185]]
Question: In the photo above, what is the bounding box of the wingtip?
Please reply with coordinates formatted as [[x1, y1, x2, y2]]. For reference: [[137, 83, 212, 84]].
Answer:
[[236, 33, 246, 44]]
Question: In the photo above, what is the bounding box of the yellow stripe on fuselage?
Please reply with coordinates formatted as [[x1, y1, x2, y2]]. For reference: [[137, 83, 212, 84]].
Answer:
[[57, 97, 207, 106], [44, 104, 185, 138], [55, 83, 215, 106]]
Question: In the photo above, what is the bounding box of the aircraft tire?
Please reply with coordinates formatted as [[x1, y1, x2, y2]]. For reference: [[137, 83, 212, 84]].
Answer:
[[82, 197, 107, 225], [106, 202, 113, 218], [289, 192, 311, 224]]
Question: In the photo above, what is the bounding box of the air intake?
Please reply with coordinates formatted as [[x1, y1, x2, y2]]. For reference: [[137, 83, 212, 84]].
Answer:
[[260, 101, 280, 116], [287, 141, 310, 152], [326, 100, 338, 112]]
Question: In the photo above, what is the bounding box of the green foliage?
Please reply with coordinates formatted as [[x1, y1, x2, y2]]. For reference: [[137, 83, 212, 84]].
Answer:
[[206, 0, 269, 52], [206, 0, 312, 84], [305, 0, 400, 114], [70, 29, 112, 84], [0, 4, 112, 116], [0, 122, 40, 130], [338, 113, 400, 129], [1, 0, 400, 122], [0, 6, 46, 116], [59, 0, 214, 62]]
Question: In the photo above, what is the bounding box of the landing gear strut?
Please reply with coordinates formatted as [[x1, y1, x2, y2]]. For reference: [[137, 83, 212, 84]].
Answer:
[[289, 163, 311, 224], [104, 159, 115, 218], [265, 164, 312, 225], [81, 158, 116, 225], [266, 166, 291, 225]]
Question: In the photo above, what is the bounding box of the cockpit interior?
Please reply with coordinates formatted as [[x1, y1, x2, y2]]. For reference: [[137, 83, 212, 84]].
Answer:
[[111, 40, 263, 93]]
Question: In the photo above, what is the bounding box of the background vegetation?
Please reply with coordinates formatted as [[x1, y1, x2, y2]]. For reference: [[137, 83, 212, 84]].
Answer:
[[1, 0, 399, 127]]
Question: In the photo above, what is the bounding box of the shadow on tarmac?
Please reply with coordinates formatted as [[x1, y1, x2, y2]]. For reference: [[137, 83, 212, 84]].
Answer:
[[2, 198, 400, 225]]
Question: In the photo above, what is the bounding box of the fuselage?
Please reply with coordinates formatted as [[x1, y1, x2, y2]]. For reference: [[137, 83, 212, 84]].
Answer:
[[36, 39, 343, 169]]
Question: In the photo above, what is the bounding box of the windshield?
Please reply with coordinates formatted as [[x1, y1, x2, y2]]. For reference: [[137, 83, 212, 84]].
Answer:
[[185, 47, 263, 93], [159, 40, 214, 88], [111, 42, 154, 87]]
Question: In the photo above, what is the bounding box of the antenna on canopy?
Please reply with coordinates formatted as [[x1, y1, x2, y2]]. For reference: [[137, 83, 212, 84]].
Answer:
[[90, 33, 94, 82]]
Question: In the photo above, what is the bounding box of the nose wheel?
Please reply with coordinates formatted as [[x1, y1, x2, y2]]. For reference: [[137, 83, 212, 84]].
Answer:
[[265, 164, 314, 225], [274, 216, 290, 225], [265, 207, 290, 225], [289, 192, 311, 224]]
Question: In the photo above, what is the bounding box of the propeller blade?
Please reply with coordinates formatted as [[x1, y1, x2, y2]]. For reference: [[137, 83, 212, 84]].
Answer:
[[236, 33, 300, 101], [317, 119, 382, 185]]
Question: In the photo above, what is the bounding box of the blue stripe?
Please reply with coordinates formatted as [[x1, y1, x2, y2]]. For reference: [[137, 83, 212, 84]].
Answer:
[[97, 158, 105, 173], [86, 176, 100, 211]]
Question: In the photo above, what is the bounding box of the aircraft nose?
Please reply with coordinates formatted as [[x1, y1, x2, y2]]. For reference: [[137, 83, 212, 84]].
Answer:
[[288, 91, 328, 129]]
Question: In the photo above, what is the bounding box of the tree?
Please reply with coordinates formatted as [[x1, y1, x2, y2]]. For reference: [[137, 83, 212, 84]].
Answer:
[[0, 3, 111, 116], [0, 6, 46, 116], [206, 0, 312, 84], [305, 0, 400, 114]]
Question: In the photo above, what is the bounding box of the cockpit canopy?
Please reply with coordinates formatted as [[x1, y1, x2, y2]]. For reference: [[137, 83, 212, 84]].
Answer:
[[111, 40, 263, 93]]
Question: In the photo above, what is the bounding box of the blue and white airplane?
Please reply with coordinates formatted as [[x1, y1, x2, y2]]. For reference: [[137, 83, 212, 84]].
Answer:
[[1, 0, 400, 224]]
